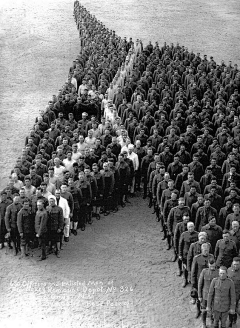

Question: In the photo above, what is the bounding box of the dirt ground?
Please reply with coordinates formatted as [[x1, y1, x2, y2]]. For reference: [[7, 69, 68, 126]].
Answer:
[[0, 1, 240, 328]]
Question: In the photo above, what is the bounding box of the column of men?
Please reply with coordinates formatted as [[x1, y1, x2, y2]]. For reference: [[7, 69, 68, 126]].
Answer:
[[0, 0, 240, 325]]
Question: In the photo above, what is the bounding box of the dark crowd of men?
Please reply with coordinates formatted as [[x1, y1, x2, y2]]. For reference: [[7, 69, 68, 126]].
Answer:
[[0, 1, 240, 327]]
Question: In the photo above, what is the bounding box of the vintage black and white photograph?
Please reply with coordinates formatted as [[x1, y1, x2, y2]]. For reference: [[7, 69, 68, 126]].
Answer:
[[0, 0, 240, 327]]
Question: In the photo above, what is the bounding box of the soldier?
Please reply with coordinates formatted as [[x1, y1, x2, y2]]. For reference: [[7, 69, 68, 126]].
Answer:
[[173, 214, 189, 272], [201, 216, 223, 253], [75, 172, 92, 231], [101, 162, 114, 216], [191, 243, 215, 318], [230, 221, 240, 252], [47, 195, 64, 258], [162, 191, 178, 244], [227, 257, 240, 327], [35, 199, 48, 261], [215, 230, 238, 268], [91, 164, 104, 220], [179, 221, 198, 287], [116, 153, 130, 207], [167, 197, 191, 250], [5, 196, 22, 255], [17, 199, 34, 258], [207, 266, 236, 328], [68, 177, 82, 234], [225, 203, 240, 230], [198, 258, 219, 328], [0, 191, 12, 249], [187, 232, 211, 277], [195, 197, 218, 231]]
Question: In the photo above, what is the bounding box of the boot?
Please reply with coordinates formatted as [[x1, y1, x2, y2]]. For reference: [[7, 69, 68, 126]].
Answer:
[[228, 313, 237, 327], [201, 310, 207, 328], [177, 259, 183, 276], [166, 234, 171, 250], [161, 224, 168, 240], [195, 300, 201, 318], [182, 269, 188, 288], [13, 243, 18, 256]]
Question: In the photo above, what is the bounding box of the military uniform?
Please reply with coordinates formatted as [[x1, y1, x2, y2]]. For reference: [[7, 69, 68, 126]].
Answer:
[[191, 253, 215, 289], [207, 277, 236, 328], [0, 198, 12, 246], [215, 239, 238, 268], [179, 230, 199, 284], [227, 266, 240, 325], [167, 205, 191, 235], [198, 267, 219, 327], [35, 208, 48, 259], [46, 204, 64, 243], [5, 202, 22, 253], [17, 207, 34, 248]]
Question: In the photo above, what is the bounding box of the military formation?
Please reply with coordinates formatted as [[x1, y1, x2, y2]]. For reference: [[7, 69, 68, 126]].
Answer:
[[0, 1, 240, 327]]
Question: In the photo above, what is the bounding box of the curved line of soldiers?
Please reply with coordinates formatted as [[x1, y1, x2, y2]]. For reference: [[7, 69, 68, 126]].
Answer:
[[0, 1, 240, 327]]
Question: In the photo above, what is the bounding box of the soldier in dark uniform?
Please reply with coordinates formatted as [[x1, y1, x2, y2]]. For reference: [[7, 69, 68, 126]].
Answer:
[[162, 191, 179, 244], [173, 214, 189, 273], [0, 191, 12, 249], [5, 196, 22, 255], [67, 177, 82, 235], [108, 158, 120, 213], [116, 154, 130, 207], [17, 199, 34, 258], [101, 162, 114, 216], [47, 195, 64, 258], [227, 257, 240, 327], [84, 168, 97, 223], [195, 198, 218, 231], [35, 199, 48, 261], [215, 230, 238, 268], [91, 164, 104, 220], [75, 172, 92, 231], [191, 243, 215, 318], [198, 258, 219, 328], [167, 197, 191, 250], [207, 266, 236, 328], [141, 148, 154, 199], [179, 221, 198, 287]]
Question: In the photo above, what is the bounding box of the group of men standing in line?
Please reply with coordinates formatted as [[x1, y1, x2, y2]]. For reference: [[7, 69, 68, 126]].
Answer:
[[0, 1, 240, 327]]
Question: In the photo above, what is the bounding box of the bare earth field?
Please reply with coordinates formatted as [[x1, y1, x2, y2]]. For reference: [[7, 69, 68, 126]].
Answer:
[[0, 1, 240, 328]]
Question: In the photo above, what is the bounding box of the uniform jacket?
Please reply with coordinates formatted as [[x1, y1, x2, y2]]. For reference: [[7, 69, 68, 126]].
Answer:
[[17, 208, 34, 234], [227, 267, 240, 300], [35, 209, 48, 237], [195, 206, 218, 231], [5, 203, 22, 230], [173, 221, 188, 252], [46, 205, 64, 231], [201, 224, 223, 253], [215, 239, 238, 268], [167, 205, 191, 234], [198, 268, 219, 300], [207, 277, 236, 312], [230, 228, 240, 252], [225, 213, 240, 230], [187, 241, 212, 272], [179, 230, 199, 259], [191, 253, 215, 288]]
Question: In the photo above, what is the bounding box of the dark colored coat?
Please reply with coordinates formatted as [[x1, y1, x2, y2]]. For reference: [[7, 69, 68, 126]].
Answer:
[[198, 268, 219, 300], [215, 239, 238, 268]]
